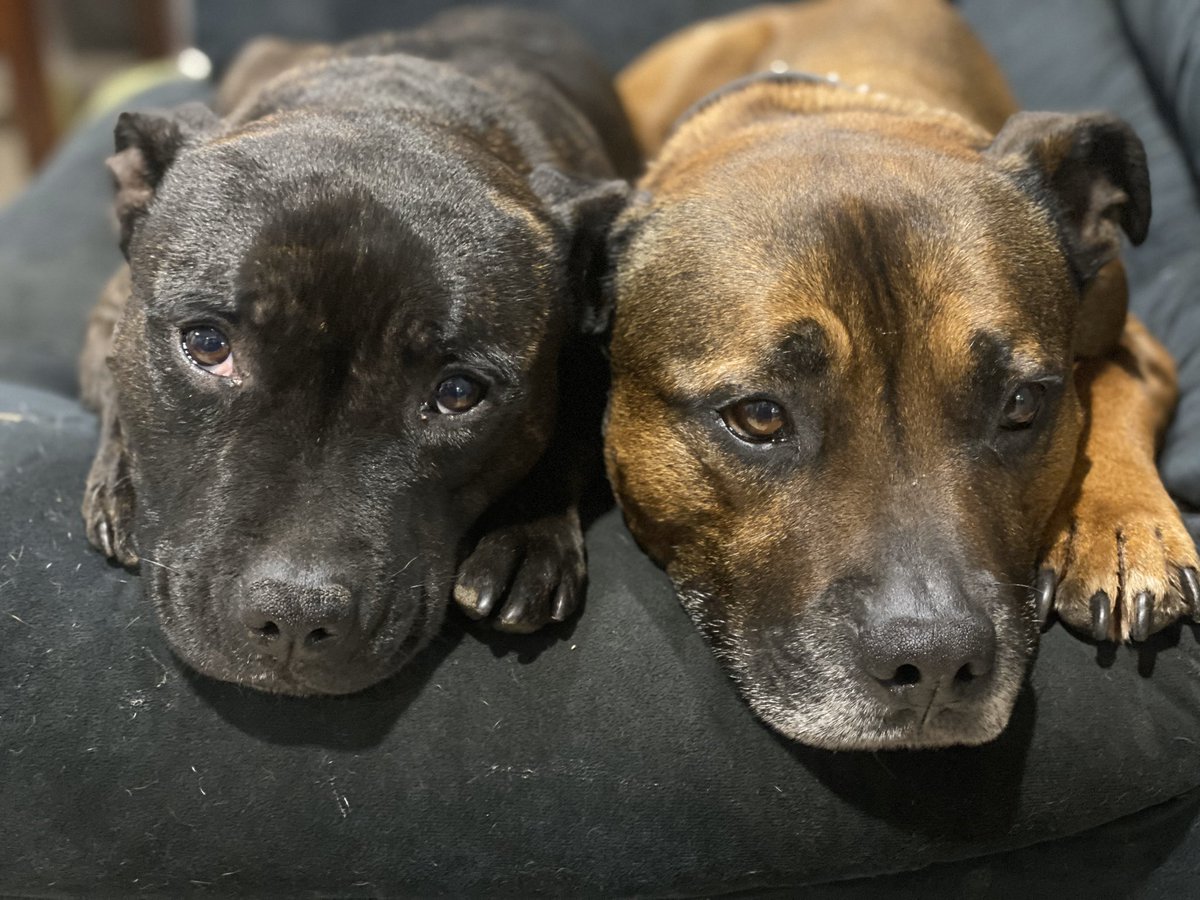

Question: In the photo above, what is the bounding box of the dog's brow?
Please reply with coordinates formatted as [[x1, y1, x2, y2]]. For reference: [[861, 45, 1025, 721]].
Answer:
[[658, 316, 839, 404], [452, 346, 525, 381], [173, 292, 238, 322], [969, 330, 1057, 380], [397, 324, 526, 381], [764, 319, 830, 377]]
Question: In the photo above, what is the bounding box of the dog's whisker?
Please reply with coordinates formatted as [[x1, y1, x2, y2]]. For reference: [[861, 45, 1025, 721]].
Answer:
[[383, 556, 422, 583], [139, 555, 183, 575]]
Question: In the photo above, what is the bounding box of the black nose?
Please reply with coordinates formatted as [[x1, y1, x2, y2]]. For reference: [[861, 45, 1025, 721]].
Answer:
[[858, 608, 996, 710], [241, 579, 358, 660]]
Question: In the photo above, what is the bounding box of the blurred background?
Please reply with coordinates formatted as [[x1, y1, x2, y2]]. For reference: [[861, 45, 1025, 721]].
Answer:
[[0, 0, 207, 203], [0, 0, 709, 205]]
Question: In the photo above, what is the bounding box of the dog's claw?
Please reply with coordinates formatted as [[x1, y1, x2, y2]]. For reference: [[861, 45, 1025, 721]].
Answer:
[[497, 600, 534, 633], [1035, 568, 1055, 627], [1182, 568, 1200, 616], [473, 585, 498, 619], [551, 581, 575, 623], [1131, 591, 1153, 642], [96, 518, 113, 559], [1090, 591, 1111, 642]]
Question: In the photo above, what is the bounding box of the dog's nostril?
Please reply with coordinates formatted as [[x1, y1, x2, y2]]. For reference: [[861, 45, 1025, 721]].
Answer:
[[954, 662, 976, 683], [241, 578, 358, 657], [892, 663, 922, 686], [256, 621, 280, 639], [305, 627, 333, 647]]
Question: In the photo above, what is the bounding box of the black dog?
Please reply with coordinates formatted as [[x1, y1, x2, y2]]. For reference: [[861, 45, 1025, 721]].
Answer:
[[79, 8, 636, 695]]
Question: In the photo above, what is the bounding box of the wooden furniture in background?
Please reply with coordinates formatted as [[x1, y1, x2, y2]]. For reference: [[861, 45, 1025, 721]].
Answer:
[[0, 0, 176, 171], [0, 0, 57, 168]]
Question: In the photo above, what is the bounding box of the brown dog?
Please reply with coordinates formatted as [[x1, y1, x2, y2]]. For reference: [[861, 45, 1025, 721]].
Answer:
[[607, 0, 1199, 749]]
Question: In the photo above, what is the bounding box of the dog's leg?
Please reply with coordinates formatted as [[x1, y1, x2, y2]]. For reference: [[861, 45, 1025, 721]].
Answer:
[[80, 266, 139, 566], [1039, 314, 1199, 641], [451, 342, 606, 633]]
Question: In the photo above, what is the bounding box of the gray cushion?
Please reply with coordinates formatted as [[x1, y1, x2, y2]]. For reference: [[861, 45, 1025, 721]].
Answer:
[[4, 1, 1200, 895]]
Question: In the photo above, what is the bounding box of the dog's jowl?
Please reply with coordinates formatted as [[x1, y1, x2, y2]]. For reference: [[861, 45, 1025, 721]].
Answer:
[[79, 8, 636, 695], [608, 0, 1199, 749]]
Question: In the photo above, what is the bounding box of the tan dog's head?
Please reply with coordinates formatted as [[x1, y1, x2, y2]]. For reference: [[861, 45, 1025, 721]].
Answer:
[[605, 84, 1150, 749]]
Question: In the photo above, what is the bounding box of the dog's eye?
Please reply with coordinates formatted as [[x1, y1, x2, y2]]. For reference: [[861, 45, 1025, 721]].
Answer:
[[1001, 382, 1045, 428], [435, 374, 485, 414], [722, 398, 788, 442], [182, 326, 233, 376]]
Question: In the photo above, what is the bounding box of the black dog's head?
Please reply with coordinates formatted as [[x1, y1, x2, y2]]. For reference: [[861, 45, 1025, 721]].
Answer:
[[606, 92, 1150, 748], [106, 101, 622, 694]]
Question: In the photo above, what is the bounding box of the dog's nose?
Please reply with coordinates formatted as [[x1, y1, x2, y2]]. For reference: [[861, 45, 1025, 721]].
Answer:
[[858, 606, 996, 710], [241, 579, 358, 660]]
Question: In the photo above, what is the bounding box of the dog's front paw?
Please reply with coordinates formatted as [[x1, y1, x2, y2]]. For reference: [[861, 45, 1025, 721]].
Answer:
[[1039, 485, 1199, 642], [82, 435, 138, 567], [453, 510, 586, 633]]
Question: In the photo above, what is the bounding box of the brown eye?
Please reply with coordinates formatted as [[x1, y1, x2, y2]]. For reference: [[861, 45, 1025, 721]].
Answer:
[[1002, 382, 1045, 428], [435, 374, 485, 414], [182, 326, 233, 375], [723, 398, 788, 442]]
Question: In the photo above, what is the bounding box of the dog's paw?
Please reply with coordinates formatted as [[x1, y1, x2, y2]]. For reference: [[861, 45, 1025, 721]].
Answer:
[[1038, 491, 1199, 642], [453, 511, 586, 633], [82, 442, 138, 567]]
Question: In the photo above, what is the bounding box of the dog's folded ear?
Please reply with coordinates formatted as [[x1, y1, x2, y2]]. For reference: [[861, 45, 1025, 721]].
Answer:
[[529, 165, 630, 336], [107, 104, 219, 257], [986, 111, 1151, 291]]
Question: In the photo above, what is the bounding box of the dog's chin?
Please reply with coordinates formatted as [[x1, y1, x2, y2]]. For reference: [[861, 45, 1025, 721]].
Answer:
[[742, 685, 1021, 751], [193, 661, 391, 696], [212, 661, 411, 696]]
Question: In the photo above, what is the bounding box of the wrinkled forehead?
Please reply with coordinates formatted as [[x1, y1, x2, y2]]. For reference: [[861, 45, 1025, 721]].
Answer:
[[139, 140, 559, 363], [619, 171, 1077, 395]]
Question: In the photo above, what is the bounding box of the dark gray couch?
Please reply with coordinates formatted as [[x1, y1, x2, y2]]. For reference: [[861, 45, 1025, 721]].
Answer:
[[3, 1, 1200, 895]]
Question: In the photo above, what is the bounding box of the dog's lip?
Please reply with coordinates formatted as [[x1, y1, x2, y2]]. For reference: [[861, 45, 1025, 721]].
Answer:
[[764, 700, 1008, 750]]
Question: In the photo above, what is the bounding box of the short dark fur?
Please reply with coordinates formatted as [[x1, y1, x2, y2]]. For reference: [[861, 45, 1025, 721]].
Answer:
[[80, 8, 635, 695]]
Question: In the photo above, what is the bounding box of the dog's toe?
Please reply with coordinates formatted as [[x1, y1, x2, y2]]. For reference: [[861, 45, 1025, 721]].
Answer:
[[454, 536, 521, 620], [82, 482, 138, 567], [495, 562, 557, 634]]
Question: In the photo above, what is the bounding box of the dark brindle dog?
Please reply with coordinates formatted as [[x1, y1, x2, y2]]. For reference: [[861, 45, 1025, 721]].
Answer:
[[79, 8, 636, 695], [607, 0, 1199, 749]]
